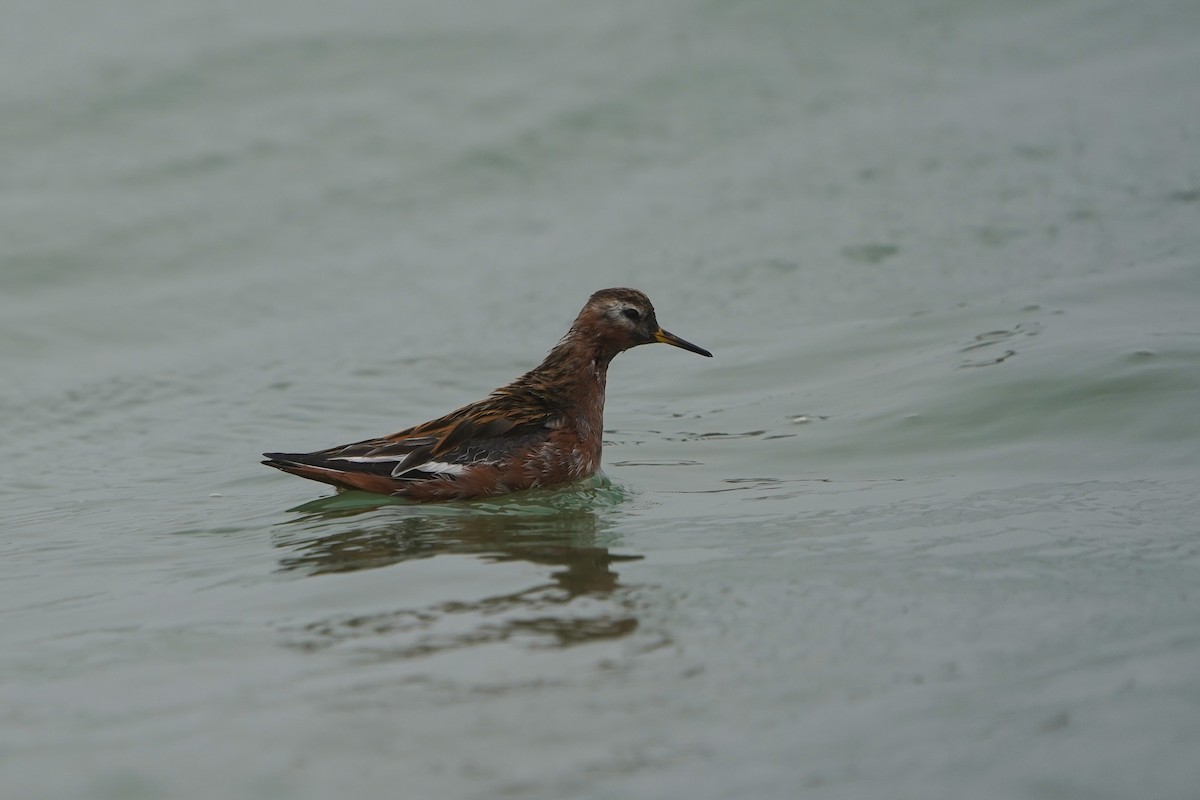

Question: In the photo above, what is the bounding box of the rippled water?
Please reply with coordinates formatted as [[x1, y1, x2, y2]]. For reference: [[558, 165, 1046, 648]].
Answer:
[[3, 1, 1199, 798]]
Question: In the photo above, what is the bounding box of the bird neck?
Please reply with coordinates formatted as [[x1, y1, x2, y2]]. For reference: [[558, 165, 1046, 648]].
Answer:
[[520, 331, 616, 444], [536, 331, 616, 391]]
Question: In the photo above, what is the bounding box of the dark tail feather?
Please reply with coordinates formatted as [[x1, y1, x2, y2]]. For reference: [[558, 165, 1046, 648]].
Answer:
[[262, 452, 402, 495]]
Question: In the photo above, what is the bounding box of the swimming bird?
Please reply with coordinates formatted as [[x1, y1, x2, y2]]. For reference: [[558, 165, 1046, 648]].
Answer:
[[262, 288, 711, 500]]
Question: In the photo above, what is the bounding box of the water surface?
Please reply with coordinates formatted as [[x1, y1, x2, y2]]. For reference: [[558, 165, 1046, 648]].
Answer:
[[3, 1, 1199, 798]]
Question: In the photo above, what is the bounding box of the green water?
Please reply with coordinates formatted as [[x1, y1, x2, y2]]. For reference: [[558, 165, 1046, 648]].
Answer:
[[3, 1, 1200, 798]]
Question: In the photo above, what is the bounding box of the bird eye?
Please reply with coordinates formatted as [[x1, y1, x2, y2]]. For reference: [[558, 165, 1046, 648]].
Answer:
[[622, 308, 641, 322]]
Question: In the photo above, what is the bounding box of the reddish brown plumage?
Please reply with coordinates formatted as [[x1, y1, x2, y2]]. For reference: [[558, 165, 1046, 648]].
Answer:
[[262, 288, 711, 500]]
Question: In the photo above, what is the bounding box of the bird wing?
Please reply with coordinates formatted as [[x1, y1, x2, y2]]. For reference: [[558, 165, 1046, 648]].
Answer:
[[282, 406, 558, 482]]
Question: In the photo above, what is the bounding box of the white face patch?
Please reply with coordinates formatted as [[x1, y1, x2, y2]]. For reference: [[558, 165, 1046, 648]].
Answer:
[[605, 301, 643, 326]]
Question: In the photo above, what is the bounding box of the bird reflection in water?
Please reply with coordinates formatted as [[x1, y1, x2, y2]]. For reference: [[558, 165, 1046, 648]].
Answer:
[[272, 489, 643, 655]]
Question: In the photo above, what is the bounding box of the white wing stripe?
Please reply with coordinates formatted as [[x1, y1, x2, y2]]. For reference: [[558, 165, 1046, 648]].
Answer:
[[333, 455, 406, 463], [403, 461, 466, 476], [332, 455, 470, 477]]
